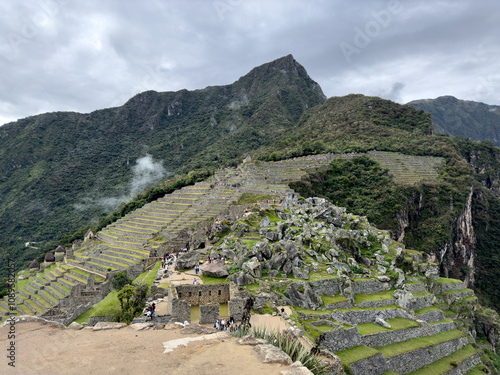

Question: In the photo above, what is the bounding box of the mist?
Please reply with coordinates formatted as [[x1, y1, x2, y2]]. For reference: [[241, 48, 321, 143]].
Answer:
[[75, 154, 169, 212]]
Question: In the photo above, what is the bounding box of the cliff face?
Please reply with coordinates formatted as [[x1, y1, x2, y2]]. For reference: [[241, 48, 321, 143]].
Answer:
[[438, 187, 476, 287]]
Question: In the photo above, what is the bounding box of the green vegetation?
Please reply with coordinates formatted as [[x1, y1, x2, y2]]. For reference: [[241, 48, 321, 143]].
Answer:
[[377, 330, 464, 358], [336, 345, 381, 365], [435, 277, 463, 284], [354, 289, 395, 304], [247, 325, 329, 375], [236, 193, 273, 205], [74, 290, 121, 324], [357, 318, 420, 335]]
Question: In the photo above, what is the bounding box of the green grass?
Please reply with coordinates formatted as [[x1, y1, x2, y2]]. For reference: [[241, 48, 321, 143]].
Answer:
[[200, 275, 229, 285], [435, 277, 462, 284], [428, 318, 453, 325], [236, 193, 273, 205], [466, 365, 488, 375], [321, 294, 348, 305], [415, 306, 440, 315], [377, 330, 464, 358], [357, 317, 420, 335], [336, 345, 381, 365], [133, 261, 161, 286], [74, 290, 121, 324], [354, 289, 395, 304], [407, 344, 476, 375], [295, 306, 334, 315]]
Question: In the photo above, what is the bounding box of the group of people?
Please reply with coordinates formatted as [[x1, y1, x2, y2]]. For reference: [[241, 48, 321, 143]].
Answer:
[[214, 316, 237, 332], [206, 254, 224, 264]]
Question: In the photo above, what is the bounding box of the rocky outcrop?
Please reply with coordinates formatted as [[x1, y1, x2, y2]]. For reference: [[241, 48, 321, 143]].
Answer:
[[200, 261, 229, 278], [175, 251, 200, 270]]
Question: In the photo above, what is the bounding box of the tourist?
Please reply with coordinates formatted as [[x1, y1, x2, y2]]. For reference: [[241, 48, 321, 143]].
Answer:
[[193, 278, 197, 285]]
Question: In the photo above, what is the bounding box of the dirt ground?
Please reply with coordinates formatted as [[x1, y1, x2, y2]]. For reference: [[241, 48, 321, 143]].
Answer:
[[0, 314, 295, 375]]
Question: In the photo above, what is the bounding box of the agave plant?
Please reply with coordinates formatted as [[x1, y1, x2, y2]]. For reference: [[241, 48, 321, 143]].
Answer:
[[249, 326, 329, 375]]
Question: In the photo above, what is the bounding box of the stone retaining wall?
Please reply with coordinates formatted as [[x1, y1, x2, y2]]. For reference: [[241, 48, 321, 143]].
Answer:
[[360, 321, 455, 348], [431, 281, 465, 294], [319, 326, 361, 352], [444, 353, 480, 375], [352, 279, 390, 295], [386, 336, 468, 374], [330, 307, 414, 325], [349, 352, 389, 375], [309, 278, 341, 296], [417, 310, 445, 323]]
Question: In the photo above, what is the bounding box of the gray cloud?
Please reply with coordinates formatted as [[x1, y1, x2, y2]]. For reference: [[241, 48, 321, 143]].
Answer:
[[1, 0, 499, 126], [74, 154, 168, 212]]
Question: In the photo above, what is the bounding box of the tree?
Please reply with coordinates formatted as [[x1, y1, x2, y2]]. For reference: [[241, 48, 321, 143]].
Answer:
[[117, 284, 135, 311], [112, 271, 132, 291]]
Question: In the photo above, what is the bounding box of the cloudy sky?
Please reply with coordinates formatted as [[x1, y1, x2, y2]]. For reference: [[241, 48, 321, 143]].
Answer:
[[1, 0, 499, 126]]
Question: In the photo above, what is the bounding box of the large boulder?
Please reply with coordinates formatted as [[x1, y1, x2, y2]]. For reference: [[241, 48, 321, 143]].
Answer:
[[259, 216, 271, 227], [242, 257, 262, 278], [258, 241, 272, 259], [292, 267, 309, 280], [220, 246, 236, 261], [175, 251, 200, 270], [282, 240, 299, 260], [200, 261, 229, 278], [266, 231, 278, 241], [268, 251, 287, 271], [287, 282, 322, 310], [228, 271, 255, 286]]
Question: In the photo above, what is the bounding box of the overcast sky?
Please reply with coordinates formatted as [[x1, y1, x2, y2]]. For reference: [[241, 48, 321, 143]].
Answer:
[[1, 0, 499, 126]]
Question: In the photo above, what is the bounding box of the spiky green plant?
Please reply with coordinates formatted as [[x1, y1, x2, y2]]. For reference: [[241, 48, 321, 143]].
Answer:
[[250, 326, 329, 375]]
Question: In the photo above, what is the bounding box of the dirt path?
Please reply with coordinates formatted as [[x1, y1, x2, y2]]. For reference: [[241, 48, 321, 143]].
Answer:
[[0, 321, 294, 375]]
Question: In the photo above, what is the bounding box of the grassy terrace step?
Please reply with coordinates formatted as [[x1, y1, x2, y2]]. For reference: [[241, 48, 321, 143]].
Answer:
[[90, 256, 130, 269], [336, 345, 382, 367], [113, 222, 157, 233], [103, 249, 144, 261], [44, 285, 66, 299], [407, 345, 478, 375], [98, 252, 139, 266], [358, 318, 421, 335], [84, 260, 118, 273], [107, 225, 153, 238], [354, 289, 396, 307], [57, 277, 75, 288], [38, 289, 59, 305], [99, 244, 149, 257], [23, 297, 45, 314], [16, 304, 31, 315], [63, 272, 87, 285], [36, 274, 50, 286], [377, 329, 465, 359]]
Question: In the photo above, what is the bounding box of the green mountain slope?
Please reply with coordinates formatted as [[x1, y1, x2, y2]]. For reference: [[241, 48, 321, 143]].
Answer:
[[408, 96, 500, 145], [0, 54, 326, 279]]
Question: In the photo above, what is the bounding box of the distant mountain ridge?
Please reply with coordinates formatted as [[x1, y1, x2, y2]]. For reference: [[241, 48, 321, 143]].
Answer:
[[0, 54, 326, 277], [408, 96, 500, 145]]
